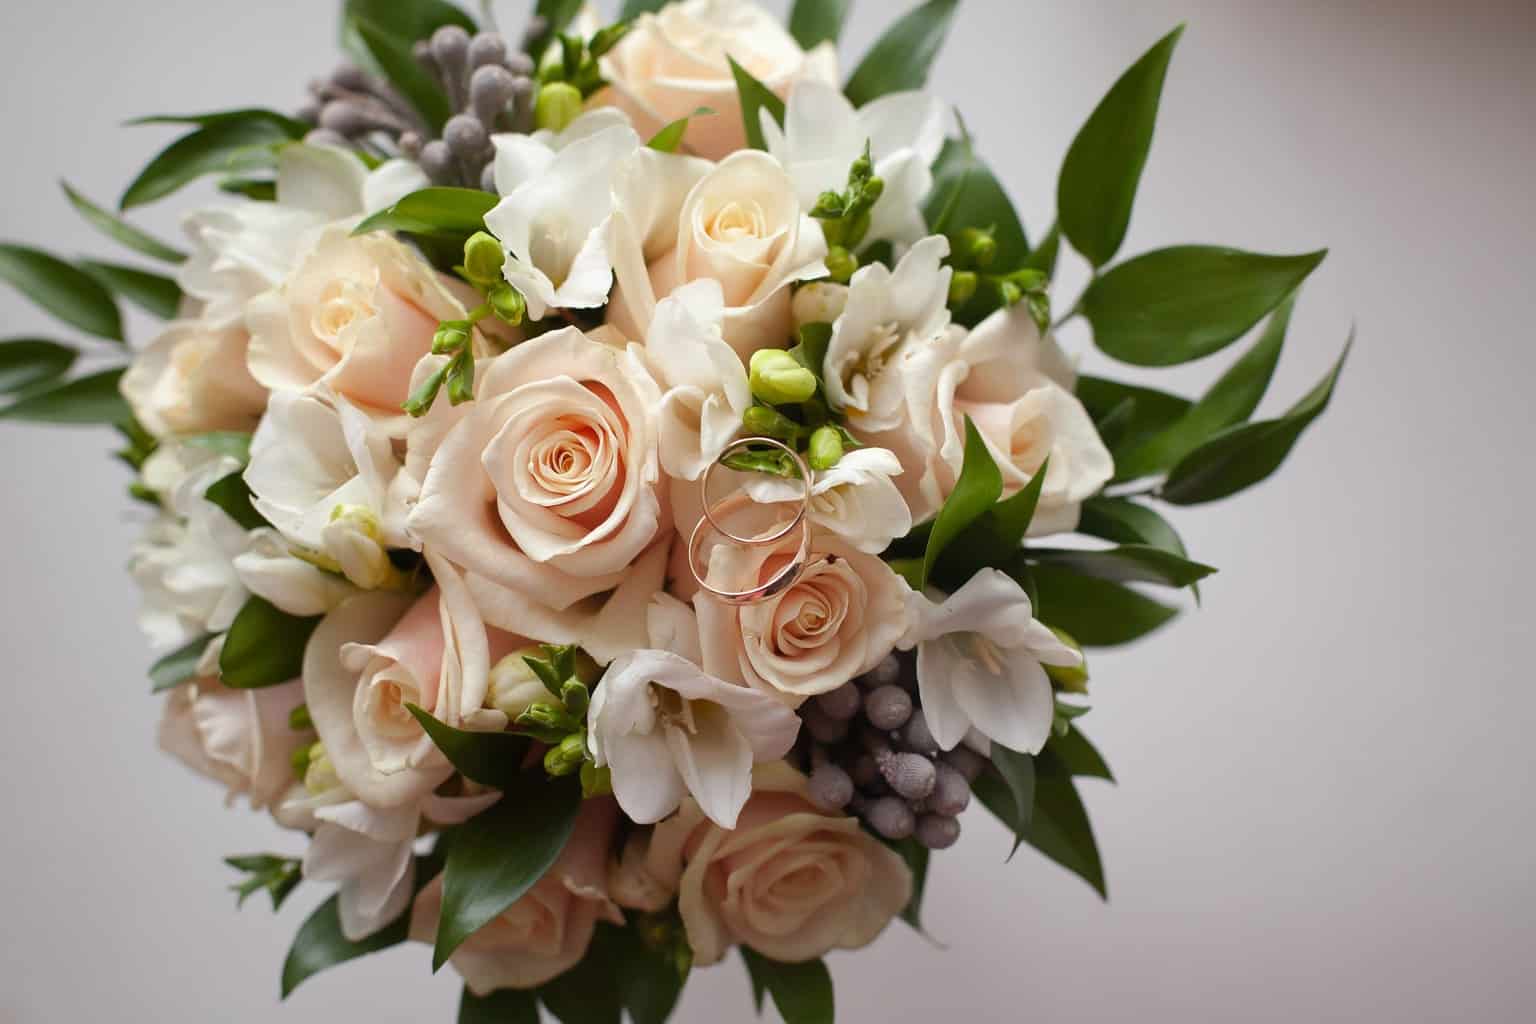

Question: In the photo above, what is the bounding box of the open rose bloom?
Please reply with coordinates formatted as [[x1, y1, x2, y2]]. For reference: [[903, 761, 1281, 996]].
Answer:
[[2, 0, 1345, 1019]]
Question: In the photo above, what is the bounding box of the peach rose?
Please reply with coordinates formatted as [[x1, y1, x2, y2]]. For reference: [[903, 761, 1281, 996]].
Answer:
[[245, 225, 483, 433], [410, 798, 622, 993], [608, 150, 827, 358], [122, 318, 267, 437], [408, 328, 669, 661], [645, 761, 911, 965], [595, 0, 838, 161], [694, 530, 909, 702]]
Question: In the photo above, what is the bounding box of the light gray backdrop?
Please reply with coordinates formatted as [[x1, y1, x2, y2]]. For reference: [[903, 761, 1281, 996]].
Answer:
[[1, 1, 1531, 1021]]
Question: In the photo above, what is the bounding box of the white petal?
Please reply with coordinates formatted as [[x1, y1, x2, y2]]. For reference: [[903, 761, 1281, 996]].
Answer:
[[277, 143, 366, 220], [665, 715, 752, 829], [950, 651, 1055, 755], [606, 731, 685, 824], [915, 639, 972, 751]]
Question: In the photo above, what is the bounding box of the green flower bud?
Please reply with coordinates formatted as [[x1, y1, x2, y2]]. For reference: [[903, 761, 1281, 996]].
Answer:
[[1044, 626, 1089, 693], [808, 424, 843, 471], [961, 227, 997, 269], [403, 359, 451, 417], [742, 404, 806, 443], [519, 700, 579, 735], [535, 81, 583, 133], [462, 231, 505, 286], [488, 282, 526, 325], [858, 176, 885, 207], [580, 760, 613, 798], [749, 349, 818, 406], [825, 245, 858, 284], [488, 648, 553, 719], [288, 704, 313, 732], [560, 679, 589, 718], [843, 211, 872, 250], [544, 732, 588, 777], [948, 270, 978, 306], [998, 279, 1024, 308], [303, 744, 339, 795], [809, 190, 845, 219], [432, 321, 471, 354]]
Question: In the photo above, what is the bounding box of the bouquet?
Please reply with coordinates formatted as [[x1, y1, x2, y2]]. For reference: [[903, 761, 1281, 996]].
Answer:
[[0, 1, 1350, 1020]]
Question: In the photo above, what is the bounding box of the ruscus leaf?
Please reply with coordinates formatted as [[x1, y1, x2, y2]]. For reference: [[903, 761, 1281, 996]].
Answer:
[[61, 182, 186, 263], [1030, 564, 1178, 647], [1058, 26, 1183, 267], [220, 596, 321, 688], [728, 57, 785, 151], [121, 119, 293, 210], [1030, 544, 1216, 589], [353, 187, 498, 237], [149, 635, 211, 693], [921, 416, 1002, 588], [407, 705, 533, 789], [789, 0, 852, 50], [0, 368, 130, 425], [0, 339, 76, 395], [0, 244, 123, 341], [79, 260, 182, 320], [845, 0, 961, 107], [739, 948, 835, 1024]]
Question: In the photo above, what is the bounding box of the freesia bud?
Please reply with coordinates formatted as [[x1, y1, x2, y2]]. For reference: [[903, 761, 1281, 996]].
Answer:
[[544, 732, 587, 777], [432, 322, 470, 354], [580, 760, 613, 798], [488, 648, 551, 719], [462, 231, 504, 285], [808, 425, 843, 471], [791, 283, 848, 327], [488, 281, 526, 324], [323, 505, 396, 590], [534, 81, 582, 132], [749, 349, 817, 406], [949, 270, 978, 306], [825, 245, 858, 284], [961, 227, 997, 268], [1044, 626, 1089, 693]]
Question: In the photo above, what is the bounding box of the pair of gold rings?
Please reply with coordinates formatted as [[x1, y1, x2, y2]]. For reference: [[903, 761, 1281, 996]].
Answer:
[[686, 437, 814, 606]]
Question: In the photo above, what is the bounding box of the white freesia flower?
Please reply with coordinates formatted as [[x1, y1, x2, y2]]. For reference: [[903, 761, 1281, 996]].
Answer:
[[129, 444, 249, 646], [244, 390, 412, 589], [763, 79, 948, 248], [232, 529, 356, 616], [645, 280, 750, 480], [484, 122, 641, 319], [588, 650, 801, 829], [178, 144, 368, 328], [900, 568, 1082, 754], [280, 784, 498, 941], [744, 447, 913, 554], [824, 234, 951, 432]]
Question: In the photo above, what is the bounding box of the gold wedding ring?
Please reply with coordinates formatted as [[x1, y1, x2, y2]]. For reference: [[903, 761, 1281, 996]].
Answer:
[[687, 437, 814, 605]]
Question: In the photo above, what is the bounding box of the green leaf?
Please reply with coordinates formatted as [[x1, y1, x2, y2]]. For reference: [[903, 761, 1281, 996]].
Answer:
[[61, 182, 186, 264], [351, 16, 453, 131], [1027, 748, 1107, 898], [1049, 726, 1114, 783], [129, 108, 312, 135], [844, 0, 960, 107], [0, 368, 130, 425], [886, 837, 930, 931], [353, 187, 498, 237], [460, 987, 539, 1024], [407, 704, 533, 789], [1077, 496, 1200, 600], [344, 0, 476, 44], [183, 430, 254, 464], [1075, 376, 1191, 459], [121, 118, 294, 210], [1115, 293, 1294, 480], [79, 260, 182, 320], [204, 471, 268, 530], [525, 0, 583, 57], [1023, 221, 1060, 277], [1080, 246, 1326, 367], [218, 177, 278, 201], [728, 57, 785, 151], [434, 774, 581, 968], [789, 0, 852, 49], [0, 339, 76, 395], [1058, 26, 1183, 267], [150, 635, 209, 693], [990, 744, 1036, 858], [220, 596, 321, 688], [921, 417, 1001, 588], [923, 456, 1048, 591], [281, 891, 412, 998], [0, 244, 123, 341], [608, 923, 688, 1024], [225, 854, 302, 911], [1031, 564, 1177, 647], [1030, 544, 1215, 589], [1161, 333, 1352, 504], [619, 0, 669, 18], [739, 949, 835, 1024], [924, 133, 1029, 270], [539, 924, 627, 1024], [647, 106, 715, 153]]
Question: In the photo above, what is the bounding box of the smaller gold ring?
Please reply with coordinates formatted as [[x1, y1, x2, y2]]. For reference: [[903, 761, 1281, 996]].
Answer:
[[687, 492, 813, 606], [699, 437, 811, 547]]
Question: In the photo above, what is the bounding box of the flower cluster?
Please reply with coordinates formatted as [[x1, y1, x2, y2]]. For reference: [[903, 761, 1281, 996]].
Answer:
[[0, 1, 1348, 1020]]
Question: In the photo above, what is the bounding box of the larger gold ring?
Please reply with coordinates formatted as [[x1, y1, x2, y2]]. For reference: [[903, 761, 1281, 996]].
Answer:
[[687, 437, 814, 606], [699, 437, 811, 547]]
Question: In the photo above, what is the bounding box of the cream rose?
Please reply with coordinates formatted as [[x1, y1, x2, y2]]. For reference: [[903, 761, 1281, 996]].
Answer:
[[608, 150, 827, 358], [871, 306, 1113, 534], [158, 652, 309, 812], [596, 0, 838, 161], [410, 799, 622, 993], [121, 318, 268, 437], [246, 225, 483, 432], [645, 761, 911, 966], [408, 327, 669, 659], [694, 531, 909, 702]]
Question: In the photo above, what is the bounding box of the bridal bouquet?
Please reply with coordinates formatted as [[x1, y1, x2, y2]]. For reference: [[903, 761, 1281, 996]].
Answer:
[[0, 0, 1349, 1020]]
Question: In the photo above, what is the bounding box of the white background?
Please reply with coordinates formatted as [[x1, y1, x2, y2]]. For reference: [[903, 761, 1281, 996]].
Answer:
[[1, 1, 1532, 1021]]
